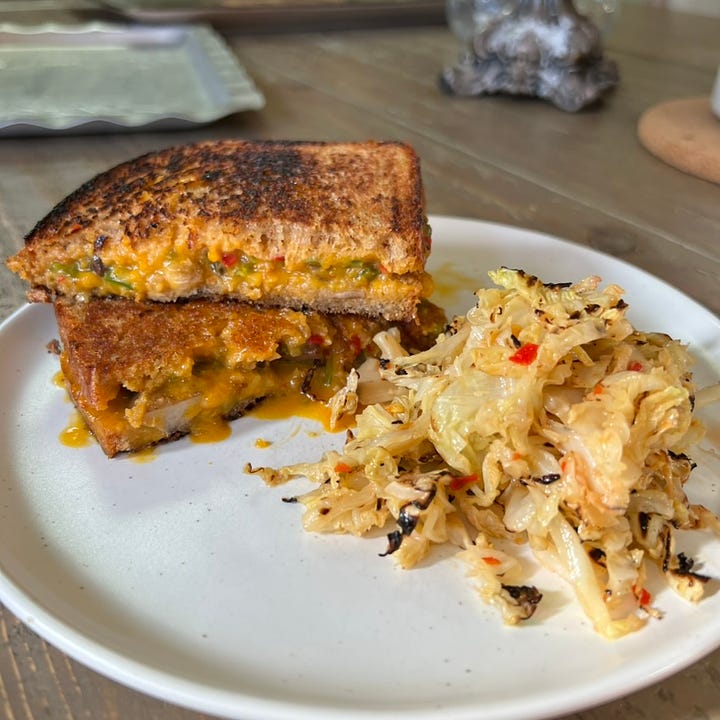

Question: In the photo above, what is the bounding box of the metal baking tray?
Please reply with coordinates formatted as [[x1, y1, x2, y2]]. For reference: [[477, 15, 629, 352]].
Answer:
[[99, 0, 446, 31], [0, 22, 265, 136]]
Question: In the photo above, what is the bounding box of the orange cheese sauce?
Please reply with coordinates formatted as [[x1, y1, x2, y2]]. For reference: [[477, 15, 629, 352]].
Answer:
[[249, 395, 354, 433], [59, 411, 92, 448], [189, 415, 233, 444], [53, 370, 68, 391], [48, 254, 419, 308], [130, 447, 157, 463], [430, 261, 480, 307]]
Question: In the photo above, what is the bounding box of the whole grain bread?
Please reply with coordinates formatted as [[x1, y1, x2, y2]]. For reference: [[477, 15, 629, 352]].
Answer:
[[54, 295, 446, 456], [8, 140, 433, 320]]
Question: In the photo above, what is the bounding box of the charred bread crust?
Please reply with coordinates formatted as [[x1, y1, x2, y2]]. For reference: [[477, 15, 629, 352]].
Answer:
[[53, 296, 446, 456], [7, 140, 432, 318], [54, 296, 320, 408]]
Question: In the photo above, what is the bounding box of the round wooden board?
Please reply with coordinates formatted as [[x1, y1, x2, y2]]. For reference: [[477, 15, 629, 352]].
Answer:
[[637, 97, 720, 184]]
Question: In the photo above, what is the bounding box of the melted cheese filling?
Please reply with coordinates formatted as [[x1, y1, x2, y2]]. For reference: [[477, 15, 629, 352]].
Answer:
[[48, 252, 430, 303], [59, 317, 372, 456], [62, 354, 353, 454]]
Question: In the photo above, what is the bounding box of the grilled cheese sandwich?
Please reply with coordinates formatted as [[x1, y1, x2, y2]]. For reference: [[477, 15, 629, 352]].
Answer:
[[8, 139, 445, 456], [54, 297, 446, 456], [8, 140, 434, 322]]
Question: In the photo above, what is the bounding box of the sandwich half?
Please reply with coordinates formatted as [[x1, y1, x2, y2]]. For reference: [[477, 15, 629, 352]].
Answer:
[[54, 296, 446, 457], [8, 140, 433, 322]]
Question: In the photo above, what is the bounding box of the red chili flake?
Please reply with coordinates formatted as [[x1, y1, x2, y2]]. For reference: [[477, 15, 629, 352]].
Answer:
[[379, 264, 389, 275], [273, 255, 285, 263], [482, 556, 502, 566], [633, 585, 652, 607], [308, 334, 325, 346], [350, 335, 363, 356], [628, 361, 644, 372], [449, 474, 478, 491], [221, 252, 238, 268], [592, 384, 604, 395], [334, 462, 352, 473], [509, 343, 539, 365], [66, 222, 83, 234]]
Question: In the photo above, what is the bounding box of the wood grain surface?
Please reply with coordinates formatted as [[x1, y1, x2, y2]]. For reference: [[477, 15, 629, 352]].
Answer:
[[1, 4, 719, 719]]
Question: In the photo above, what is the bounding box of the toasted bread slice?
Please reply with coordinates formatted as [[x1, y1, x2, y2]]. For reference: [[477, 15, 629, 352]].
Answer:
[[9, 140, 433, 321], [54, 297, 446, 457]]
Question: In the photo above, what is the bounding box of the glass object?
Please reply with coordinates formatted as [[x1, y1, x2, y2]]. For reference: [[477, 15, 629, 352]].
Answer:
[[445, 0, 620, 43], [445, 0, 515, 43]]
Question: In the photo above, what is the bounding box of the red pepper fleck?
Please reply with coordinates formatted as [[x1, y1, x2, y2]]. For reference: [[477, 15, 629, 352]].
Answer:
[[334, 462, 352, 473], [308, 334, 325, 346], [592, 384, 604, 395], [509, 343, 539, 365], [379, 264, 389, 275], [66, 222, 82, 234], [350, 335, 363, 356], [449, 474, 478, 491], [482, 556, 502, 566], [221, 252, 237, 268], [636, 586, 652, 606], [273, 255, 285, 263], [628, 361, 643, 372]]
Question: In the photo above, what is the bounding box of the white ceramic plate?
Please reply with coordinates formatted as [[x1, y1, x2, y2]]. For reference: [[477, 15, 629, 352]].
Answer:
[[1, 217, 719, 720]]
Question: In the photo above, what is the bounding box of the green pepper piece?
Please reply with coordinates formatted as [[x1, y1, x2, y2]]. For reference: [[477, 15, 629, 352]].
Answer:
[[347, 260, 379, 282], [104, 266, 133, 291], [49, 261, 80, 278], [234, 256, 256, 277]]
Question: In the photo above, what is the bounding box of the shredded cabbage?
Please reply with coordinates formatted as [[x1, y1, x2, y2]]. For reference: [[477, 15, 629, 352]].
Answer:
[[247, 268, 720, 638]]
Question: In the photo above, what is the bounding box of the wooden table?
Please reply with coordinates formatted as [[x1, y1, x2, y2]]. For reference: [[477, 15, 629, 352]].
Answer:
[[1, 4, 719, 719]]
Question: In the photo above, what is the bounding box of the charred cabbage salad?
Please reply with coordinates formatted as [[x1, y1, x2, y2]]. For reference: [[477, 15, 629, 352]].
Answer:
[[248, 267, 720, 639]]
